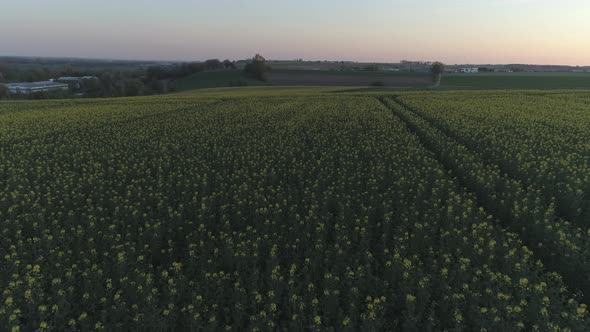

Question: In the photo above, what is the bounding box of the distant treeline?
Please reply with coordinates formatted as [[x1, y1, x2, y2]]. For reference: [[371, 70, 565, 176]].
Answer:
[[146, 59, 236, 80], [0, 58, 239, 99]]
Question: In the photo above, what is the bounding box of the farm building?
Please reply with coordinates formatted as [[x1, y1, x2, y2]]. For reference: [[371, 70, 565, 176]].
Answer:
[[6, 81, 69, 95], [460, 67, 479, 73]]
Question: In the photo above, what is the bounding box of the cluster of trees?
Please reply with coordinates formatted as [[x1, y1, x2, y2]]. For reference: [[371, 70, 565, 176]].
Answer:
[[362, 64, 382, 72], [431, 62, 445, 87], [478, 67, 495, 73], [146, 59, 236, 81], [0, 63, 88, 83], [91, 73, 168, 98], [0, 84, 9, 100], [244, 54, 271, 81]]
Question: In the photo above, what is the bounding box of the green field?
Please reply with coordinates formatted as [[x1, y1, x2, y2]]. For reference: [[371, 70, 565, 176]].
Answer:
[[1, 88, 590, 330], [442, 72, 590, 89], [173, 70, 590, 91], [173, 71, 267, 91]]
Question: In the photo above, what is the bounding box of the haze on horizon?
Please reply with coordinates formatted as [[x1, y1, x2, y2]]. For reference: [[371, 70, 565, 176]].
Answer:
[[2, 0, 589, 65]]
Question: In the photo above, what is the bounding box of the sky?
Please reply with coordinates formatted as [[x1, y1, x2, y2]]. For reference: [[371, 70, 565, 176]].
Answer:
[[2, 0, 589, 65]]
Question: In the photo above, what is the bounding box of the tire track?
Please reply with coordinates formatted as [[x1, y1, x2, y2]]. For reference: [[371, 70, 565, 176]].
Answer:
[[377, 96, 590, 301]]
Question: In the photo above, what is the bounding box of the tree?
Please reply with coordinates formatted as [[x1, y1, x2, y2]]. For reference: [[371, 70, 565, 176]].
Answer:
[[430, 62, 445, 87], [0, 84, 9, 100], [122, 79, 144, 97], [147, 66, 165, 80], [244, 54, 271, 81], [0, 63, 12, 81], [478, 67, 494, 73], [364, 64, 381, 72], [223, 60, 236, 70], [204, 59, 223, 71]]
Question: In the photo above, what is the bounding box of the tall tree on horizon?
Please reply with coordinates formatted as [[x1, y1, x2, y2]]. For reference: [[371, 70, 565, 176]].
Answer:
[[244, 54, 271, 81], [431, 61, 445, 87]]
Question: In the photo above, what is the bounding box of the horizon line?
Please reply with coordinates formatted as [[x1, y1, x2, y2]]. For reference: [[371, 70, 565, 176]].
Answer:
[[1, 54, 589, 68]]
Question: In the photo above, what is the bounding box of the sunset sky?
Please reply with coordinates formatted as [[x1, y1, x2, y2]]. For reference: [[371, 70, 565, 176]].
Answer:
[[2, 0, 589, 65]]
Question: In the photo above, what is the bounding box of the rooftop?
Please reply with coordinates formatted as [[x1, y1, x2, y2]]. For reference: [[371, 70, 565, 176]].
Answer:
[[56, 77, 81, 81], [56, 76, 98, 80], [7, 81, 69, 88]]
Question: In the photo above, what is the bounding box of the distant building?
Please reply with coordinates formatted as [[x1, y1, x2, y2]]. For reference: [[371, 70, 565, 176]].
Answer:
[[55, 76, 98, 90], [460, 68, 479, 73], [6, 81, 69, 95]]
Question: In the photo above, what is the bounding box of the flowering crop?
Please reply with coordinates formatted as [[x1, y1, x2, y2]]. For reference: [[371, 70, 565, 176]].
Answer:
[[0, 90, 588, 331]]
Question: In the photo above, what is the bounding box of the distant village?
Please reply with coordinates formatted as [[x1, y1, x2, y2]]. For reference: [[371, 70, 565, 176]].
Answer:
[[4, 76, 98, 96]]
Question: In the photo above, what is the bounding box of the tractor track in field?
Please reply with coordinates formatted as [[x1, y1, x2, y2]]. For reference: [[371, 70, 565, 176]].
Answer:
[[377, 96, 590, 301], [389, 95, 588, 224]]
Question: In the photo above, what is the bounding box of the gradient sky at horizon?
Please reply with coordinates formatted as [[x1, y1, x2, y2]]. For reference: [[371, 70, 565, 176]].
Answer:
[[2, 0, 589, 65]]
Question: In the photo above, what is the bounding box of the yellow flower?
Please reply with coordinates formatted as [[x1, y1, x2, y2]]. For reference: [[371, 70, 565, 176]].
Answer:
[[172, 262, 182, 271], [314, 316, 321, 325], [343, 317, 350, 326], [402, 259, 412, 269], [39, 322, 48, 329], [577, 304, 587, 316]]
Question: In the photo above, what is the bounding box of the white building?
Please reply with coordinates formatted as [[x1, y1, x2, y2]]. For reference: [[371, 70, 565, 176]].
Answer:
[[6, 81, 69, 95], [460, 68, 479, 73]]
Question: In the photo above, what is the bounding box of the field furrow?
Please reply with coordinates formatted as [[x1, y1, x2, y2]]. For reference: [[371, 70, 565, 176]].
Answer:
[[378, 96, 590, 299]]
